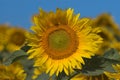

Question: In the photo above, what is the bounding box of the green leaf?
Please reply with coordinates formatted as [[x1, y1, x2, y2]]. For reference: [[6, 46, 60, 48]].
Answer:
[[101, 59, 116, 72], [20, 58, 34, 80], [102, 48, 120, 72], [103, 48, 120, 60], [74, 55, 104, 76], [57, 48, 120, 80], [0, 51, 11, 63], [3, 50, 28, 65], [74, 48, 120, 76], [21, 45, 31, 52], [36, 73, 50, 80]]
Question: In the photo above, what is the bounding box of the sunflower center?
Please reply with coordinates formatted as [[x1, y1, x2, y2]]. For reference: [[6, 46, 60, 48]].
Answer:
[[49, 30, 70, 51], [10, 32, 25, 46], [42, 26, 78, 60]]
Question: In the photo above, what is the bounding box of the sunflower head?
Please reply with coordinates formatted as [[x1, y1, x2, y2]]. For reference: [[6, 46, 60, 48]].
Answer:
[[0, 62, 26, 80], [94, 13, 112, 26], [6, 27, 26, 52], [27, 8, 103, 77], [0, 24, 9, 51], [92, 13, 120, 37], [90, 13, 120, 55], [96, 28, 116, 55]]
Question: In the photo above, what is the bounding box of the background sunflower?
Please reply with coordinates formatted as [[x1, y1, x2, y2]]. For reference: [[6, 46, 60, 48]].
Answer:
[[0, 62, 26, 80]]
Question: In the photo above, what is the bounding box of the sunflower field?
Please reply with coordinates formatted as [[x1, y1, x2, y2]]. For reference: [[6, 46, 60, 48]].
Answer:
[[1, 8, 120, 80]]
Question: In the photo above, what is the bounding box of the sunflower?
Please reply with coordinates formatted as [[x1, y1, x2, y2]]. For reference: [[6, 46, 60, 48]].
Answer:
[[0, 62, 26, 80], [6, 27, 26, 52], [0, 25, 26, 52], [104, 64, 120, 80], [93, 13, 120, 40], [0, 24, 9, 51], [112, 42, 120, 52], [93, 13, 118, 30], [90, 14, 120, 55], [96, 28, 117, 55], [71, 73, 109, 80], [27, 8, 103, 77]]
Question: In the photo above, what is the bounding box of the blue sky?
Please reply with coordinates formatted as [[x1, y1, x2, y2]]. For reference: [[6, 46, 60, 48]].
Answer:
[[0, 0, 120, 29]]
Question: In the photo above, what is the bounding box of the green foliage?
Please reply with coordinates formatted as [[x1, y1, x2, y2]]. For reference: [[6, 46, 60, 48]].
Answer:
[[103, 48, 120, 60], [75, 55, 104, 76], [102, 48, 120, 72], [0, 51, 11, 63], [20, 57, 34, 80], [1, 47, 120, 80], [3, 50, 27, 65], [2, 46, 34, 80], [35, 73, 51, 80], [69, 48, 120, 79]]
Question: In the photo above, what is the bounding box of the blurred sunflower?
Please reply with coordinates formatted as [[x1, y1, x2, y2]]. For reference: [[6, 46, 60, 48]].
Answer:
[[71, 73, 109, 80], [112, 42, 120, 52], [93, 13, 119, 31], [0, 62, 26, 80], [90, 13, 120, 55], [0, 24, 9, 51], [96, 28, 117, 55], [93, 13, 120, 41], [6, 27, 26, 52], [27, 8, 102, 77], [0, 25, 26, 52], [104, 64, 120, 80]]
